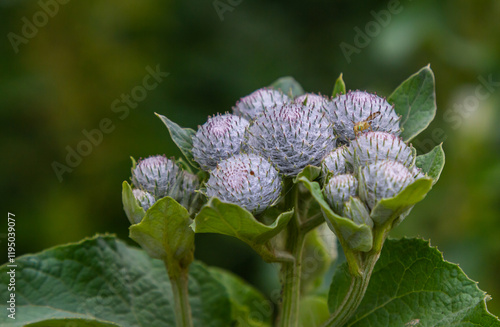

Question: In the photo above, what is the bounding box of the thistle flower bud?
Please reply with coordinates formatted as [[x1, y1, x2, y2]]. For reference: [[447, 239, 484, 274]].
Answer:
[[176, 171, 200, 210], [327, 90, 401, 143], [359, 160, 415, 209], [132, 189, 156, 212], [205, 153, 282, 214], [233, 88, 290, 121], [342, 197, 373, 228], [192, 114, 249, 171], [295, 93, 329, 113], [132, 155, 180, 199], [321, 146, 350, 177], [247, 103, 336, 176], [347, 131, 414, 170], [323, 174, 358, 213]]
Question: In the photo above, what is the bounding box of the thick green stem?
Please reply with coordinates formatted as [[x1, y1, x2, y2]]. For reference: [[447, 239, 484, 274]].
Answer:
[[166, 263, 193, 327], [278, 179, 306, 327], [322, 252, 379, 327], [278, 217, 305, 327]]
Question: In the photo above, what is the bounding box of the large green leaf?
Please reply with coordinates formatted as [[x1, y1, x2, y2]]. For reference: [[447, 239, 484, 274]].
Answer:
[[0, 235, 233, 327], [129, 196, 195, 272], [332, 73, 346, 97], [270, 76, 305, 98], [193, 197, 294, 262], [121, 181, 146, 225], [415, 143, 445, 183], [328, 238, 500, 326], [298, 177, 372, 253], [370, 178, 433, 227], [388, 65, 437, 141], [209, 268, 272, 327], [155, 113, 199, 169]]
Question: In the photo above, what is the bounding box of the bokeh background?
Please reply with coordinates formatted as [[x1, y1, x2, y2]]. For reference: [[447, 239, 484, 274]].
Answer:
[[1, 0, 500, 316]]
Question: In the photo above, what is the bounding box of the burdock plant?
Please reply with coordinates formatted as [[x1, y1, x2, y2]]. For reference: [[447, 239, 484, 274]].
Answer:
[[115, 66, 498, 327], [6, 69, 500, 327]]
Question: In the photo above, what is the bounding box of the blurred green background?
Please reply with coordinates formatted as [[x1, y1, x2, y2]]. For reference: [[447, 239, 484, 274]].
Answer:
[[1, 0, 500, 315]]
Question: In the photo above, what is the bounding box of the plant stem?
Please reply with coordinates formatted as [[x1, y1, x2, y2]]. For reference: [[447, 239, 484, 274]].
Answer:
[[166, 263, 193, 327], [321, 252, 380, 327], [300, 212, 324, 234], [278, 179, 306, 327], [278, 217, 305, 327]]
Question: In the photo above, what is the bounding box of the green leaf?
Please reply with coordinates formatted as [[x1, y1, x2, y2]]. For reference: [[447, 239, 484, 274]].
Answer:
[[208, 267, 272, 327], [270, 76, 305, 98], [332, 73, 346, 97], [294, 165, 321, 183], [298, 295, 330, 327], [0, 235, 233, 327], [121, 181, 145, 225], [193, 197, 294, 262], [129, 196, 195, 271], [329, 238, 500, 326], [370, 178, 433, 227], [298, 177, 372, 253], [388, 65, 437, 141], [415, 143, 445, 183], [155, 113, 199, 169]]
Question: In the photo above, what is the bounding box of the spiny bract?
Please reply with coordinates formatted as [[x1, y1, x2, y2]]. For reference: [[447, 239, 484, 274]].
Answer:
[[176, 171, 200, 210], [192, 113, 249, 171], [233, 88, 290, 121], [205, 153, 282, 214], [247, 103, 336, 176], [132, 189, 156, 214], [295, 93, 329, 113], [323, 174, 358, 213], [321, 146, 350, 177], [132, 155, 180, 199], [359, 160, 417, 209], [327, 90, 401, 143], [347, 131, 414, 170]]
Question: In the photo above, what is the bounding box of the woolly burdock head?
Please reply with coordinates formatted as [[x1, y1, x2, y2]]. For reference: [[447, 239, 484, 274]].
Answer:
[[247, 103, 336, 176], [359, 160, 415, 209], [233, 88, 290, 121], [347, 131, 414, 170], [295, 93, 329, 113], [176, 171, 200, 210], [132, 189, 156, 213], [327, 90, 401, 143], [192, 114, 249, 171], [321, 146, 350, 177], [323, 174, 358, 213], [205, 153, 282, 214], [132, 155, 180, 198]]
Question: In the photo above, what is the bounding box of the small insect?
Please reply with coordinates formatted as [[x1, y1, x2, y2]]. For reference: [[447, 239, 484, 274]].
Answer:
[[249, 170, 255, 176], [353, 111, 381, 136]]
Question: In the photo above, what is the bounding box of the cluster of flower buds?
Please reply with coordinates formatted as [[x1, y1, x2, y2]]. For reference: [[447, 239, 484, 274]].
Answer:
[[188, 86, 425, 216], [130, 155, 200, 213], [190, 88, 339, 212], [318, 91, 425, 227]]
